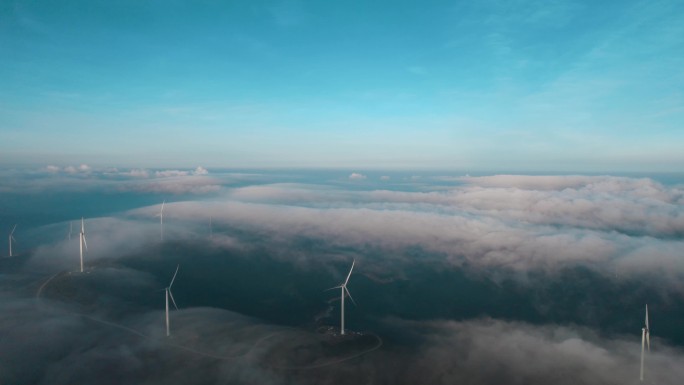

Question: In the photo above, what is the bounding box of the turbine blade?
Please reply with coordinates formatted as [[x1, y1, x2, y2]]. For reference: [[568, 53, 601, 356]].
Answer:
[[11, 235, 16, 242], [325, 285, 343, 291], [83, 235, 88, 251], [10, 224, 17, 235], [344, 286, 357, 306], [161, 200, 165, 212], [168, 290, 179, 310], [81, 217, 84, 233], [645, 304, 649, 330], [646, 331, 650, 352], [169, 264, 180, 287], [344, 259, 355, 285]]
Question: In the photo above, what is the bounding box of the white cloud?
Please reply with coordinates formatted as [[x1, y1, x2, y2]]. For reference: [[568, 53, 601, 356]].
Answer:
[[58, 164, 92, 174], [129, 199, 682, 275], [12, 173, 684, 279], [380, 176, 391, 181], [121, 174, 684, 277], [193, 166, 209, 175], [154, 167, 209, 177], [224, 176, 684, 238], [125, 176, 222, 195], [45, 165, 60, 173], [349, 172, 367, 180], [461, 175, 612, 190], [229, 184, 342, 204], [125, 169, 150, 178], [155, 170, 189, 177]]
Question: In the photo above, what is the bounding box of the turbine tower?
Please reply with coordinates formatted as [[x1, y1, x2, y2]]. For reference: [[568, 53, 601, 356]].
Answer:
[[79, 218, 87, 273], [328, 260, 356, 335], [156, 200, 165, 241], [640, 304, 650, 382], [8, 224, 17, 257], [165, 264, 180, 337]]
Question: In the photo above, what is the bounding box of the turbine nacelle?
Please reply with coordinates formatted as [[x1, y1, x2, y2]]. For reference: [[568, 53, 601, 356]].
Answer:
[[327, 284, 357, 306], [167, 288, 179, 310]]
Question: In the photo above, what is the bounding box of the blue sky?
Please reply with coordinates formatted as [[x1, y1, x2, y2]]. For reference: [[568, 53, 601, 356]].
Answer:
[[1, 0, 682, 171]]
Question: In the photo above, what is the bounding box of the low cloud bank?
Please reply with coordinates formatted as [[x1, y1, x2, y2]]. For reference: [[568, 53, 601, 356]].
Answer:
[[393, 318, 684, 385], [1, 166, 221, 195], [229, 175, 684, 237], [127, 198, 684, 280], [5, 172, 684, 385]]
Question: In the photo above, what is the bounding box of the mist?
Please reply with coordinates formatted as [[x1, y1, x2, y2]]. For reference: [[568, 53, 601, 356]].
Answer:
[[2, 168, 683, 384]]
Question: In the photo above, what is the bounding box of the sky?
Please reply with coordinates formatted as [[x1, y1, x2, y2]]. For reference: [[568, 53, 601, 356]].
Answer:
[[1, 0, 683, 170]]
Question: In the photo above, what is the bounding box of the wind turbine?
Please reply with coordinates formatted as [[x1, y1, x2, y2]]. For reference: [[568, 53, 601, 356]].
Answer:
[[79, 218, 87, 273], [640, 304, 650, 382], [8, 224, 17, 257], [156, 200, 165, 241], [328, 260, 356, 335], [165, 264, 180, 337]]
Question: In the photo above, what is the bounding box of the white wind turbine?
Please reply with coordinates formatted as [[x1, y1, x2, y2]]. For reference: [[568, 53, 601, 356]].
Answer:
[[8, 224, 17, 257], [79, 218, 87, 273], [165, 264, 180, 337], [328, 260, 356, 335], [640, 304, 650, 382], [156, 200, 165, 241]]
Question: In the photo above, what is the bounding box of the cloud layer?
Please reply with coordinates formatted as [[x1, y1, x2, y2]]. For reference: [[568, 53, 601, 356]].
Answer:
[[120, 175, 684, 280], [3, 171, 684, 385]]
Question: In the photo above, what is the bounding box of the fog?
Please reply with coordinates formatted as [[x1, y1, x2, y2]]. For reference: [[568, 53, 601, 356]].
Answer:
[[2, 169, 683, 384]]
